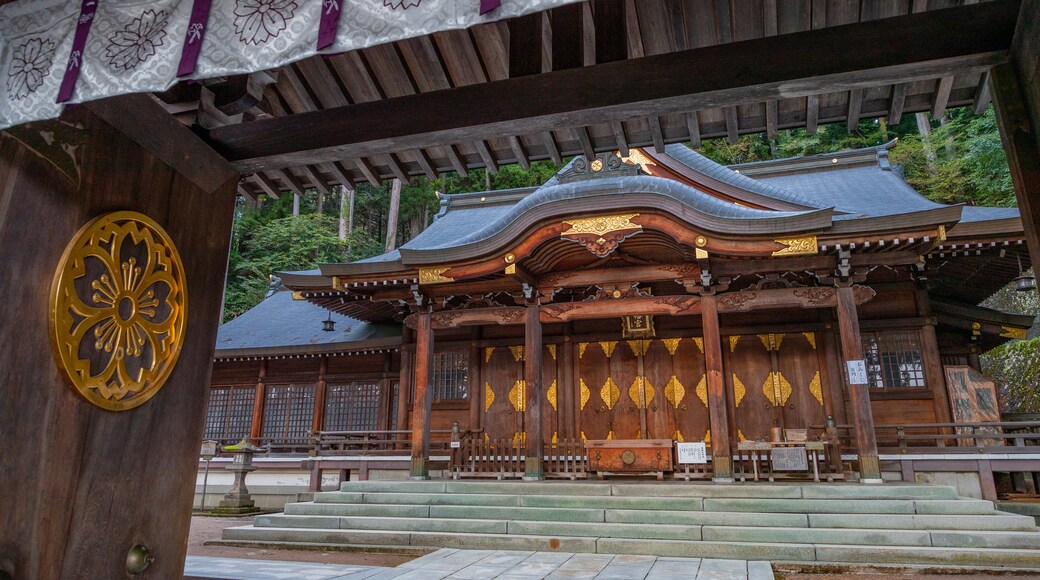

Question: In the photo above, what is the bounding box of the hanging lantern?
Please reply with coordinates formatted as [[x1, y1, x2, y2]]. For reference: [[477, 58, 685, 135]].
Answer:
[[322, 310, 336, 332], [1014, 254, 1035, 292]]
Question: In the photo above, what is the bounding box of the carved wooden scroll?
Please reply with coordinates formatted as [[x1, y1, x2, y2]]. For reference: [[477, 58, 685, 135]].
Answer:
[[559, 214, 643, 258], [715, 285, 875, 313]]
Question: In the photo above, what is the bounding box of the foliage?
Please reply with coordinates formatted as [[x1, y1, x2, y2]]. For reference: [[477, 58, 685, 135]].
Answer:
[[983, 337, 1040, 414]]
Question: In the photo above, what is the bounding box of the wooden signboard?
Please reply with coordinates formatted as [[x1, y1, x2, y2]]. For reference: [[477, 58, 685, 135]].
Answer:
[[771, 446, 809, 471]]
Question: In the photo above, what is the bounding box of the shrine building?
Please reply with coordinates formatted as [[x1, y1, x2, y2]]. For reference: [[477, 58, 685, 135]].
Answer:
[[206, 142, 1032, 486]]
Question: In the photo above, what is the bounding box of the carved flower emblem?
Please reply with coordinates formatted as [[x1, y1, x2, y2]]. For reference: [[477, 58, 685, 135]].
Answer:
[[7, 37, 57, 100], [234, 0, 298, 46], [51, 212, 186, 410], [384, 0, 422, 9], [105, 10, 169, 71]]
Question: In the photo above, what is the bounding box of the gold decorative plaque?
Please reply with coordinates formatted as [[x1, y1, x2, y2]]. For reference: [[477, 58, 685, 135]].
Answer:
[[49, 211, 187, 411], [771, 236, 818, 257]]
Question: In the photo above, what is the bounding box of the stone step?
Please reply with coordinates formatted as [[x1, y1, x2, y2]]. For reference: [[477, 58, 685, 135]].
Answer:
[[257, 514, 509, 535], [807, 512, 1038, 531], [336, 480, 959, 500], [224, 526, 600, 552], [701, 525, 931, 547], [913, 499, 996, 515], [813, 544, 1040, 568], [285, 502, 431, 519], [316, 491, 706, 511], [606, 509, 810, 528], [929, 530, 1040, 549], [430, 504, 606, 523], [702, 498, 918, 513]]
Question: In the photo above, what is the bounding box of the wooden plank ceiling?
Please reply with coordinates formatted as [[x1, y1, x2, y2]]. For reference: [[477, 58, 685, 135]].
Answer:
[[152, 0, 1007, 200]]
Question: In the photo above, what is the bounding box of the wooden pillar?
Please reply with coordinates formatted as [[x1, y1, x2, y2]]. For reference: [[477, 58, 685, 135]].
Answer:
[[702, 295, 733, 482], [313, 357, 328, 433], [916, 289, 952, 424], [560, 334, 575, 440], [410, 311, 434, 479], [524, 303, 545, 480], [468, 327, 481, 432], [991, 0, 1040, 275], [835, 285, 882, 483], [250, 361, 267, 440], [0, 95, 237, 579], [397, 328, 413, 438]]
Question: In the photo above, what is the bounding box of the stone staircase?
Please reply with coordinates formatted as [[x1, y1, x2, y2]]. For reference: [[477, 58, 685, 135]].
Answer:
[[222, 481, 1040, 569]]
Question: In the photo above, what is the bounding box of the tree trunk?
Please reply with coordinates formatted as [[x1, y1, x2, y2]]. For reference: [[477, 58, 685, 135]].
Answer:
[[916, 112, 937, 175], [340, 185, 355, 261], [316, 189, 323, 214], [386, 178, 401, 252], [292, 192, 300, 215]]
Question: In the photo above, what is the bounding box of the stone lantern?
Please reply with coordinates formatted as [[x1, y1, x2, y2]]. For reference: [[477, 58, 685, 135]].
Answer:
[[217, 439, 264, 514]]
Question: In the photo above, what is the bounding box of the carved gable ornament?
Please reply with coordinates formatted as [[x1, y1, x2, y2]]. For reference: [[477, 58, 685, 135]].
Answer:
[[560, 213, 642, 258], [557, 152, 643, 183]]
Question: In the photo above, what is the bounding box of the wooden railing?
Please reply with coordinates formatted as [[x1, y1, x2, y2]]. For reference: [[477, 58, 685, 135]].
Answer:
[[449, 437, 588, 479]]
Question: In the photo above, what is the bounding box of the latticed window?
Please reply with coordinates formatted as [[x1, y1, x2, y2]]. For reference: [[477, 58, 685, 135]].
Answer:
[[433, 351, 468, 400], [323, 382, 381, 431], [204, 386, 256, 442], [861, 330, 926, 390], [260, 384, 315, 442]]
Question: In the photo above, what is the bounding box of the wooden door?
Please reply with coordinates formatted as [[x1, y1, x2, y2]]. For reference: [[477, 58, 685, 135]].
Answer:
[[775, 332, 826, 431], [577, 341, 612, 440], [726, 334, 777, 442], [609, 341, 641, 439], [481, 346, 523, 441], [641, 339, 676, 440], [542, 344, 559, 443], [668, 337, 710, 442]]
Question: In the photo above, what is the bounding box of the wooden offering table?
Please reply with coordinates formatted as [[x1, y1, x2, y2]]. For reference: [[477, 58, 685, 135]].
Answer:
[[585, 439, 674, 480]]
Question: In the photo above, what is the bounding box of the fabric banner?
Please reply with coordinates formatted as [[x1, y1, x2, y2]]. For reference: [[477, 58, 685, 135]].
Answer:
[[0, 0, 581, 130]]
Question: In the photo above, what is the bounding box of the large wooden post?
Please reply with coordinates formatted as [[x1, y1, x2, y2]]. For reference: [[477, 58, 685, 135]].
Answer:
[[0, 95, 237, 578], [701, 295, 733, 482], [916, 288, 952, 424], [397, 327, 413, 438], [991, 0, 1040, 275], [524, 303, 545, 480], [835, 285, 882, 483], [410, 310, 434, 479]]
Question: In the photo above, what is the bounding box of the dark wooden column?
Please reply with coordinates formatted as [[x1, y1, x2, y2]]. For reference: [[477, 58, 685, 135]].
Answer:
[[835, 285, 882, 483], [397, 328, 413, 438], [410, 311, 434, 479], [524, 303, 545, 480], [250, 361, 267, 440], [701, 295, 733, 481], [313, 357, 328, 433], [0, 95, 237, 579], [916, 288, 952, 424], [468, 327, 482, 431], [991, 0, 1040, 275]]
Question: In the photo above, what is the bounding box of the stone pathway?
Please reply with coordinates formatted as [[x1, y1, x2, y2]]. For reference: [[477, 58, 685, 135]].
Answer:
[[184, 548, 774, 579]]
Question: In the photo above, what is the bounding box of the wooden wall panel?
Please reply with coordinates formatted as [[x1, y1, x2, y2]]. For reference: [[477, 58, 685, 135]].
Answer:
[[326, 352, 388, 375], [0, 96, 237, 579], [643, 339, 677, 440], [725, 334, 774, 442], [610, 342, 640, 439], [671, 337, 709, 442], [577, 341, 611, 440], [481, 346, 522, 440], [777, 332, 826, 431], [211, 360, 262, 384], [541, 344, 559, 442]]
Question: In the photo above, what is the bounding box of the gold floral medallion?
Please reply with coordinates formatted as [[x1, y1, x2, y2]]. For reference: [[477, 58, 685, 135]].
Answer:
[[49, 211, 187, 411]]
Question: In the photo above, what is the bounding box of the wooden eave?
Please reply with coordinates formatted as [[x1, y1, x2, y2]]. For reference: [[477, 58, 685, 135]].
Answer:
[[149, 0, 1018, 197], [214, 335, 402, 361]]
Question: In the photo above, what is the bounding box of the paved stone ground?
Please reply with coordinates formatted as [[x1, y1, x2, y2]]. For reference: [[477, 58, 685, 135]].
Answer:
[[184, 548, 774, 579]]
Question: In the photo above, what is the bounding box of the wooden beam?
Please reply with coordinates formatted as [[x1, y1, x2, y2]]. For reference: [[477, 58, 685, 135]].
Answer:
[[724, 106, 739, 144], [275, 168, 305, 197], [847, 89, 864, 131], [385, 153, 410, 183], [991, 60, 1040, 279], [509, 12, 543, 77], [593, 0, 627, 64], [538, 262, 700, 292], [889, 82, 909, 124], [806, 94, 820, 136], [299, 164, 330, 196], [649, 115, 666, 153], [611, 121, 630, 156], [356, 157, 382, 186], [508, 136, 531, 169], [474, 139, 499, 173], [210, 1, 1018, 172], [414, 148, 438, 181], [973, 72, 993, 114], [931, 76, 955, 119], [542, 131, 563, 165], [237, 182, 259, 202], [446, 144, 469, 177], [551, 3, 584, 71], [765, 100, 778, 141], [251, 172, 281, 199], [326, 161, 356, 191], [576, 126, 596, 159], [686, 112, 702, 148]]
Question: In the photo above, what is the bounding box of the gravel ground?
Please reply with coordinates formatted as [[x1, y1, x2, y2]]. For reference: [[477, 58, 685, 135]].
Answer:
[[186, 516, 416, 567]]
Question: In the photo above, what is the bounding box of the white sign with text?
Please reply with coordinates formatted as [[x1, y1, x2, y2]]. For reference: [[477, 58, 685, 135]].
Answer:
[[846, 359, 869, 384], [676, 441, 708, 464]]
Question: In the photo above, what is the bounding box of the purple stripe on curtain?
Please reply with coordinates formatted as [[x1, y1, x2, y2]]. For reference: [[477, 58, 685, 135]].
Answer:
[[318, 0, 343, 51], [56, 0, 99, 103], [480, 0, 502, 15], [177, 0, 213, 77]]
